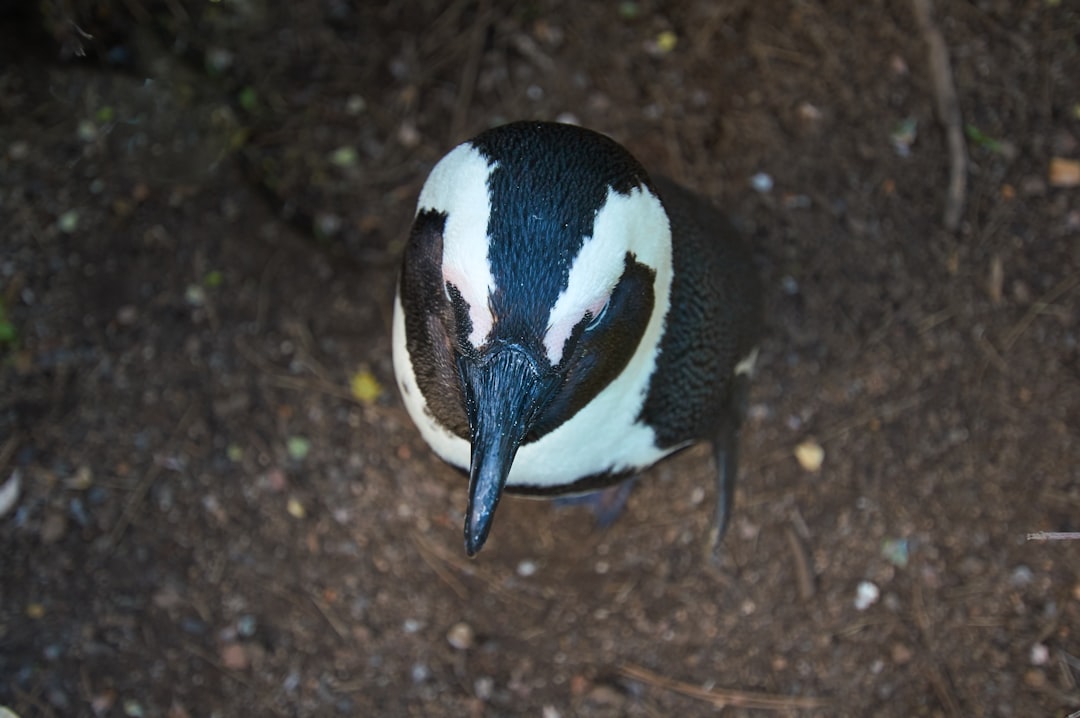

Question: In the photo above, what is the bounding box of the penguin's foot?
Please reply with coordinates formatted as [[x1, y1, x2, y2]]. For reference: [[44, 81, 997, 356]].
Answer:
[[552, 479, 637, 528]]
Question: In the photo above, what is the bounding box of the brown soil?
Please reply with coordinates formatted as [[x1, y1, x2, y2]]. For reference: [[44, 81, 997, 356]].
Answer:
[[2, 2, 1079, 716]]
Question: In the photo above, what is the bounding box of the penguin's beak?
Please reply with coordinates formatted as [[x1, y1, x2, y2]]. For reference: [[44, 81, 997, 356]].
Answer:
[[458, 343, 557, 556]]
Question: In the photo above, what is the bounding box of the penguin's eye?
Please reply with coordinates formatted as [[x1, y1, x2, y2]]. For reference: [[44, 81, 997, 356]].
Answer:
[[584, 298, 609, 332]]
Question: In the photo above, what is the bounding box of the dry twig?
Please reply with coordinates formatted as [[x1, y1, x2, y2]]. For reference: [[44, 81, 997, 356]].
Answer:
[[785, 525, 816, 600], [620, 663, 828, 711], [1027, 532, 1080, 542], [181, 643, 287, 717], [411, 531, 545, 610], [411, 532, 470, 600], [100, 404, 196, 553], [999, 273, 1080, 354], [912, 0, 967, 232]]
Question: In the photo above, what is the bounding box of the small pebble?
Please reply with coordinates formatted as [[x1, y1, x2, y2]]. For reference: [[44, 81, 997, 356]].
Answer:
[[1030, 643, 1049, 666], [345, 95, 367, 115], [750, 172, 774, 193], [854, 580, 880, 611], [57, 210, 80, 234], [236, 614, 257, 638], [446, 622, 474, 650], [184, 285, 206, 307], [286, 497, 305, 519], [1023, 668, 1046, 688], [1010, 565, 1034, 587], [891, 643, 913, 665], [1049, 157, 1080, 188], [881, 538, 909, 567], [8, 140, 29, 159], [0, 470, 21, 517], [90, 691, 117, 713], [795, 440, 825, 472], [397, 123, 420, 148], [797, 101, 823, 124], [410, 663, 430, 683], [77, 119, 98, 142], [220, 642, 249, 670], [473, 676, 494, 700], [205, 47, 233, 72]]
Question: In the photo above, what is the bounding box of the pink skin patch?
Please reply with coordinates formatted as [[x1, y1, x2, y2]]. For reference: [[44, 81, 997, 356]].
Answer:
[[443, 267, 493, 349], [543, 293, 609, 365]]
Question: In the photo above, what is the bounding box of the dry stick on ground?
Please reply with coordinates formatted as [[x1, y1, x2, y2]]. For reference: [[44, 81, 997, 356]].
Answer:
[[1027, 532, 1080, 542], [913, 0, 967, 232], [411, 532, 471, 600], [999, 273, 1080, 354], [979, 272, 1080, 379], [412, 531, 547, 611], [785, 525, 816, 601], [619, 664, 828, 711], [912, 581, 964, 717], [180, 643, 288, 717], [100, 404, 197, 554]]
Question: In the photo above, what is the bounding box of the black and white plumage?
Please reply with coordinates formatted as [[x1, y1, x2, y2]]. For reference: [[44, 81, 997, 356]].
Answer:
[[392, 121, 761, 556]]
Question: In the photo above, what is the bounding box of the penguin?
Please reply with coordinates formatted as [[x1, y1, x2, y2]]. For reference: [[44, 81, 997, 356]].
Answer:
[[392, 121, 762, 556]]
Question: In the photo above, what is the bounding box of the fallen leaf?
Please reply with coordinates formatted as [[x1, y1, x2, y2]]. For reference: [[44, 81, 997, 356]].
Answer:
[[656, 31, 677, 53], [286, 436, 311, 460], [350, 369, 383, 405]]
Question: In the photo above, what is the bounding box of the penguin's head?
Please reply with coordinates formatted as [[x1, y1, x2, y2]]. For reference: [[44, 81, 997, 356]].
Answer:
[[393, 122, 673, 555]]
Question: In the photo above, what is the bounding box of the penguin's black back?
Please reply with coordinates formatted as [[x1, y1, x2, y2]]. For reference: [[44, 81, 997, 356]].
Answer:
[[640, 176, 762, 447]]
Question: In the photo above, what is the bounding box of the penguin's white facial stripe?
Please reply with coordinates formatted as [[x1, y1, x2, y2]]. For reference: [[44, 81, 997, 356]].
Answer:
[[418, 144, 497, 349], [442, 266, 493, 346], [543, 185, 670, 364]]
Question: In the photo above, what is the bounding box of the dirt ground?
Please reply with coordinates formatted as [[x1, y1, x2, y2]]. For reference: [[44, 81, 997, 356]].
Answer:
[[2, 1, 1079, 716]]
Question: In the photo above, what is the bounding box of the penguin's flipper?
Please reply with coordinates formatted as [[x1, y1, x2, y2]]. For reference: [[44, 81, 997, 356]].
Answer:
[[708, 373, 751, 556]]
